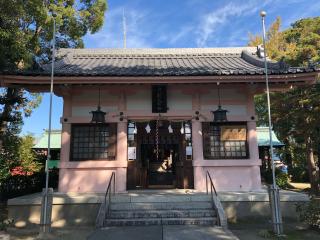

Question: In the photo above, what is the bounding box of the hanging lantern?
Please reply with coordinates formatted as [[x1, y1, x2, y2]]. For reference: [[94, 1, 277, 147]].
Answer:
[[212, 83, 228, 122], [212, 106, 228, 122], [90, 87, 106, 123], [91, 106, 106, 123], [168, 123, 173, 133]]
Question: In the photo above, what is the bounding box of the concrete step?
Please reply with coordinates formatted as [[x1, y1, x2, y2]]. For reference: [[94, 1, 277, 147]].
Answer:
[[111, 194, 211, 203], [110, 202, 212, 211], [105, 217, 217, 226], [108, 209, 216, 219]]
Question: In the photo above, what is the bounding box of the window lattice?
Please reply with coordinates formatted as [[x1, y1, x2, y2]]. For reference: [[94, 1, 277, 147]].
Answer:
[[203, 123, 248, 159], [71, 124, 115, 161]]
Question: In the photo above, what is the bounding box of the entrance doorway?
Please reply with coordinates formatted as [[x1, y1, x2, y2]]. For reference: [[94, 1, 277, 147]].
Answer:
[[141, 143, 178, 188], [127, 120, 194, 190]]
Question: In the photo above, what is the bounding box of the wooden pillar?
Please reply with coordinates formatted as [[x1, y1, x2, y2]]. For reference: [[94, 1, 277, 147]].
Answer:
[[192, 120, 205, 190], [116, 121, 128, 192]]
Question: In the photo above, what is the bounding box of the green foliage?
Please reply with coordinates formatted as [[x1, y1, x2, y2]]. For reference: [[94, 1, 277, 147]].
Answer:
[[0, 0, 108, 137], [0, 0, 108, 68], [0, 1, 108, 183], [0, 89, 42, 136], [18, 135, 42, 173], [297, 198, 320, 230], [276, 172, 289, 189], [254, 94, 269, 126], [282, 17, 320, 66], [249, 17, 287, 61], [251, 17, 320, 194], [0, 134, 20, 182], [262, 168, 289, 189], [249, 16, 320, 65], [0, 134, 43, 185]]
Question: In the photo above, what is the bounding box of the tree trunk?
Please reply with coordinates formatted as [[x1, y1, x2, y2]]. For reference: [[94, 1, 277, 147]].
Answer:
[[283, 138, 292, 170], [306, 137, 320, 195]]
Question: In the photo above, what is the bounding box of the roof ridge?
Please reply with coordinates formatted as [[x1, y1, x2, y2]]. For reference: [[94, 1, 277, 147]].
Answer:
[[56, 47, 257, 58]]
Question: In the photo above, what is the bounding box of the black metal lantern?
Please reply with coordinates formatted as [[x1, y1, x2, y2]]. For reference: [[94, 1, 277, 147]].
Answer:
[[90, 87, 106, 123], [212, 105, 228, 122], [212, 83, 228, 122]]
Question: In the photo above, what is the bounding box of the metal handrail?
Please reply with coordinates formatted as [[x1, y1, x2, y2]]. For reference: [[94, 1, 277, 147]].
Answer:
[[104, 172, 116, 218], [96, 172, 116, 228], [206, 170, 227, 227], [206, 171, 218, 197]]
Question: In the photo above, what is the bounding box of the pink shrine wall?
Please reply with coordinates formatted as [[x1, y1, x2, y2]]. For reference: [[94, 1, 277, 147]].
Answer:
[[58, 84, 261, 193]]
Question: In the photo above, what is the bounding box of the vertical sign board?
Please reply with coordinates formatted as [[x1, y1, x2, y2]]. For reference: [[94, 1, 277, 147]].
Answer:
[[152, 85, 167, 113]]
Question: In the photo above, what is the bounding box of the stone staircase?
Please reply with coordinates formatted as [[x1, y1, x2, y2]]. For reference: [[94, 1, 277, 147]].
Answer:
[[103, 191, 217, 227]]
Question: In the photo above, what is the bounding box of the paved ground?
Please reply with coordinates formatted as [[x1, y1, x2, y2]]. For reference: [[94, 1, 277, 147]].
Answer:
[[88, 226, 239, 240], [230, 222, 320, 240], [3, 222, 320, 240]]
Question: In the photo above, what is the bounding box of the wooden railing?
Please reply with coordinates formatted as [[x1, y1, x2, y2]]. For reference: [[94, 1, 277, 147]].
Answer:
[[95, 172, 116, 228], [206, 171, 227, 228]]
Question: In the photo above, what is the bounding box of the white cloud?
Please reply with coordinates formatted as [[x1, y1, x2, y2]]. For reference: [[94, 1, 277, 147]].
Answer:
[[83, 0, 320, 49], [195, 1, 260, 47]]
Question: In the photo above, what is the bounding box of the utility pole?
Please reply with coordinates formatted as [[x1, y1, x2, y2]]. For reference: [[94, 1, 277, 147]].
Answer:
[[40, 12, 56, 235]]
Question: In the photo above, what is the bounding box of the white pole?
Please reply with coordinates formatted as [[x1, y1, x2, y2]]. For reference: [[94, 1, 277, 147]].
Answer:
[[42, 14, 56, 233], [260, 11, 282, 235], [123, 9, 127, 49]]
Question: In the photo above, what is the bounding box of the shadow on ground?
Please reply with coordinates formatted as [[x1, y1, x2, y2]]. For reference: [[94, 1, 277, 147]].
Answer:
[[88, 226, 238, 240]]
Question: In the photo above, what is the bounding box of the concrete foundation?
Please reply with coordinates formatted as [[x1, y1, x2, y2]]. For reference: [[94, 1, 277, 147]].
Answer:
[[7, 190, 309, 228]]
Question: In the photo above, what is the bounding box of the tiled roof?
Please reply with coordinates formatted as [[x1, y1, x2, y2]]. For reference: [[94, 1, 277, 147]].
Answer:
[[33, 130, 61, 149], [256, 127, 284, 147], [11, 47, 317, 76]]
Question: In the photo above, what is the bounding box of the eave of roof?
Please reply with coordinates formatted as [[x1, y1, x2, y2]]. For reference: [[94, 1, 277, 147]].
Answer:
[[1, 71, 317, 86]]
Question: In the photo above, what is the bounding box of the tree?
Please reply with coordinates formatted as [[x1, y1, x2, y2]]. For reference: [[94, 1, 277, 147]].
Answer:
[[0, 0, 108, 147], [18, 135, 42, 173], [250, 17, 320, 194], [249, 17, 287, 61], [0, 1, 108, 182]]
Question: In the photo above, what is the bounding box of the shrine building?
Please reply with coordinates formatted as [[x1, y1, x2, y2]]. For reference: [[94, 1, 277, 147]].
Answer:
[[1, 47, 317, 193]]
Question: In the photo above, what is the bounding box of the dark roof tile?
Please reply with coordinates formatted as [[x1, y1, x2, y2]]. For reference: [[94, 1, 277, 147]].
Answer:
[[6, 47, 317, 77]]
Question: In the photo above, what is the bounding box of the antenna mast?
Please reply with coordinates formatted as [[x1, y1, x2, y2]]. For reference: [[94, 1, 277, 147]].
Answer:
[[122, 9, 127, 48]]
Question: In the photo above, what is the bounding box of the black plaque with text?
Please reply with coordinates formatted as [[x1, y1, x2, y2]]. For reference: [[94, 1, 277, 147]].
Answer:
[[152, 85, 167, 113]]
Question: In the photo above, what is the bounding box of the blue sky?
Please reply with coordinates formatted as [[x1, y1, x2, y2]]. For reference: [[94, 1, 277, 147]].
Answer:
[[21, 0, 320, 136]]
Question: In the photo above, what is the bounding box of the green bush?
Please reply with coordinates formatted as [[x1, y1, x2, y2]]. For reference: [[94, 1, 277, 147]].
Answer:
[[262, 168, 289, 189], [297, 198, 320, 230], [0, 168, 59, 201], [276, 172, 289, 189]]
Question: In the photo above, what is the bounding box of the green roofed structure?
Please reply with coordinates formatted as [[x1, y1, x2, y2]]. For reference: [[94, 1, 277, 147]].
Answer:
[[33, 129, 61, 169], [256, 127, 284, 171], [256, 127, 284, 147]]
